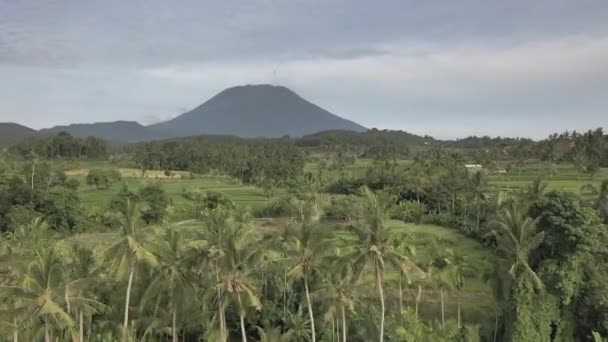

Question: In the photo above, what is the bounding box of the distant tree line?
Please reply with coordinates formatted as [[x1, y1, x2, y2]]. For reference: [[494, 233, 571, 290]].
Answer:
[[131, 136, 305, 184], [9, 131, 109, 160]]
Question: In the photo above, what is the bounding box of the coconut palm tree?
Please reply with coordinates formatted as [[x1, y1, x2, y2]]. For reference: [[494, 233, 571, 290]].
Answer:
[[105, 200, 157, 341], [215, 210, 263, 342], [468, 171, 490, 232], [315, 265, 358, 342], [142, 228, 196, 342], [346, 186, 413, 342], [525, 176, 547, 203], [1, 248, 75, 342], [287, 197, 333, 342], [66, 243, 106, 342], [489, 202, 545, 292], [391, 232, 425, 317], [444, 249, 473, 328]]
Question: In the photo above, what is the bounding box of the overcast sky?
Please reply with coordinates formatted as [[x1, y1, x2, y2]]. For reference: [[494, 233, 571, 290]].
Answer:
[[1, 0, 607, 139]]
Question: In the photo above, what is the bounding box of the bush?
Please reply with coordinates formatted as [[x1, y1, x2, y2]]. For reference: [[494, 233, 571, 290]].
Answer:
[[324, 178, 364, 195], [421, 211, 459, 227], [139, 183, 171, 224], [391, 201, 426, 224], [39, 187, 84, 231], [254, 195, 296, 218], [86, 168, 121, 190], [323, 195, 359, 219], [65, 178, 80, 190]]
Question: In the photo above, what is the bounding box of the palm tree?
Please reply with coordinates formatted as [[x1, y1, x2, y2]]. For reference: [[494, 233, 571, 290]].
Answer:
[[287, 197, 333, 342], [315, 265, 357, 342], [580, 180, 608, 223], [105, 200, 158, 341], [444, 249, 472, 328], [525, 176, 547, 203], [142, 228, 196, 342], [468, 171, 490, 232], [346, 186, 413, 342], [1, 248, 75, 342], [66, 243, 106, 342], [489, 202, 545, 291], [389, 232, 423, 323], [215, 211, 263, 342]]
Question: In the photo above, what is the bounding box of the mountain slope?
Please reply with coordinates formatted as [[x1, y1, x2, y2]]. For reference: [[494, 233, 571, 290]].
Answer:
[[39, 121, 154, 142], [0, 122, 37, 146], [149, 84, 367, 137]]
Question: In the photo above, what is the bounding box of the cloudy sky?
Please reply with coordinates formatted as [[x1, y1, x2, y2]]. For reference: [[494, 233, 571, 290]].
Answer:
[[1, 0, 607, 139]]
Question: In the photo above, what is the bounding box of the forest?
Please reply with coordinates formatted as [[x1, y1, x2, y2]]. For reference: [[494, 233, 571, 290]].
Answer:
[[0, 128, 607, 342]]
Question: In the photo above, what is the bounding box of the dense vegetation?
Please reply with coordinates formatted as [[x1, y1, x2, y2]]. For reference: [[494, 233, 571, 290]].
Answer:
[[0, 128, 607, 341]]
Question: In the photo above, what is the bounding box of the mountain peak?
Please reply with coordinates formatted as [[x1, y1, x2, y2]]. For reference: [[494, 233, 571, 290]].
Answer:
[[150, 84, 366, 138]]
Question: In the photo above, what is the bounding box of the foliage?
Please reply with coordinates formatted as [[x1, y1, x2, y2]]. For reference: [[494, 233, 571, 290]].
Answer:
[[86, 168, 122, 190]]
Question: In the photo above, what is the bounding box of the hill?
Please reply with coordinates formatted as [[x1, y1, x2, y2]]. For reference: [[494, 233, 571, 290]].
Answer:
[[148, 84, 367, 138], [0, 122, 37, 146], [38, 121, 155, 143]]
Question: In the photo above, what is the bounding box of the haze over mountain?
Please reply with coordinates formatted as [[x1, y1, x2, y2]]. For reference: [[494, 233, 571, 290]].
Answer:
[[1, 85, 367, 144]]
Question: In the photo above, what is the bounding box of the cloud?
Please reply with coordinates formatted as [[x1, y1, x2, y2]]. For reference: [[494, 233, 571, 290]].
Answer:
[[1, 1, 607, 138]]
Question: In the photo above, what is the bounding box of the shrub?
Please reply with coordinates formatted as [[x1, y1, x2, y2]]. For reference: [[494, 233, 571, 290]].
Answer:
[[86, 168, 121, 190], [391, 201, 426, 224], [254, 195, 296, 218]]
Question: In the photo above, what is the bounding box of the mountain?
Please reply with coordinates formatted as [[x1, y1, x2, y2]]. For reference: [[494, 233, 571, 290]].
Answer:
[[148, 84, 367, 138], [0, 122, 37, 146], [38, 121, 155, 143], [10, 85, 366, 143]]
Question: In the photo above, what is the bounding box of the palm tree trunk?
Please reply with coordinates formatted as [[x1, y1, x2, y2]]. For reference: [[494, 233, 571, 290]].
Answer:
[[44, 321, 50, 342], [12, 318, 17, 342], [476, 198, 480, 231], [457, 292, 461, 328], [493, 309, 499, 342], [415, 285, 421, 317], [440, 288, 445, 327], [218, 296, 226, 342], [283, 267, 288, 316], [237, 293, 247, 342], [123, 266, 135, 341], [304, 275, 316, 342], [398, 272, 403, 324], [376, 269, 385, 342], [79, 310, 84, 342], [341, 304, 347, 342], [31, 162, 35, 191], [172, 307, 178, 342]]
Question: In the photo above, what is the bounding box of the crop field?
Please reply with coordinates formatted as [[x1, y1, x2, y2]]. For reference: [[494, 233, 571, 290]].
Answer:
[[68, 167, 268, 210]]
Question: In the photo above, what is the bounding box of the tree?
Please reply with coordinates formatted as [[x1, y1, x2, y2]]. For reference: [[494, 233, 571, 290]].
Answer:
[[87, 169, 122, 190], [215, 211, 263, 342], [444, 249, 473, 328], [105, 200, 157, 341], [287, 197, 332, 342], [66, 243, 106, 342], [2, 249, 75, 342], [315, 265, 357, 342], [346, 187, 415, 342], [142, 228, 195, 342], [139, 183, 170, 224], [468, 171, 490, 233], [490, 202, 545, 291]]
